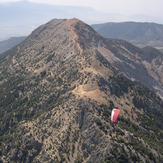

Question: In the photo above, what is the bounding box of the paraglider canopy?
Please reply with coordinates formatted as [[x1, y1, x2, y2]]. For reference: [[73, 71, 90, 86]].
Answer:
[[111, 108, 120, 123]]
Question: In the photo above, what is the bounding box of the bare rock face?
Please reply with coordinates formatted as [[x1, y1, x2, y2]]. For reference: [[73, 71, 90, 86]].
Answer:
[[0, 18, 163, 162]]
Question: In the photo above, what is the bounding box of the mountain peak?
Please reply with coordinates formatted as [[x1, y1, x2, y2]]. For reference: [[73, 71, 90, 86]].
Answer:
[[0, 18, 163, 162], [20, 18, 101, 56], [66, 17, 81, 23]]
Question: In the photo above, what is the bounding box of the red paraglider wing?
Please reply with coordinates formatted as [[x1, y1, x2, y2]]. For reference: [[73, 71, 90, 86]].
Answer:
[[111, 109, 120, 123]]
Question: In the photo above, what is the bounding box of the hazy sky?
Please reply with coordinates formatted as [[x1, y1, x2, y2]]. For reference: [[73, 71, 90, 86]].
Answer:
[[0, 0, 162, 40], [0, 0, 162, 18]]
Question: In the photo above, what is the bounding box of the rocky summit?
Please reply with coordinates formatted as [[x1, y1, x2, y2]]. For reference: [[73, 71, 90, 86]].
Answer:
[[0, 18, 163, 163]]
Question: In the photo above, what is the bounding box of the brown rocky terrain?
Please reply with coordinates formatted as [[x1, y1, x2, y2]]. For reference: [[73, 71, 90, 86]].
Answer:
[[0, 18, 162, 162], [99, 39, 163, 99]]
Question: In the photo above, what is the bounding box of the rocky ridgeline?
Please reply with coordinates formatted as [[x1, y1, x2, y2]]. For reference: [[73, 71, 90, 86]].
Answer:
[[0, 18, 162, 162]]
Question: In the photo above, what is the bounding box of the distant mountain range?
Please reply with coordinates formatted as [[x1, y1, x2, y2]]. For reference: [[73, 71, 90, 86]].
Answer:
[[0, 18, 162, 162], [1, 1, 163, 40], [91, 22, 163, 47], [0, 36, 26, 54]]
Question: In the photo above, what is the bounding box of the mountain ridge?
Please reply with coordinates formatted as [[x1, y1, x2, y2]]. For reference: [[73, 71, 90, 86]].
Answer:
[[91, 21, 163, 47], [0, 18, 162, 162]]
